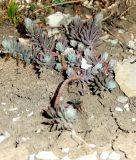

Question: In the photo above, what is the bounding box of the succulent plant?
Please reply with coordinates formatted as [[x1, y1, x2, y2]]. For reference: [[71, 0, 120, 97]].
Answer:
[[55, 63, 62, 71], [68, 13, 103, 50], [43, 103, 77, 131], [1, 14, 118, 131], [2, 38, 33, 64]]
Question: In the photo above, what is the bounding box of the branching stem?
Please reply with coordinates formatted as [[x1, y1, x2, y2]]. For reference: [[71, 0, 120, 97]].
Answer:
[[54, 75, 81, 108]]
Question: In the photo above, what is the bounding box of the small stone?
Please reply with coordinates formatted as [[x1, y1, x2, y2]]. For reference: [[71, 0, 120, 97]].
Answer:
[[100, 151, 110, 160], [118, 29, 125, 34], [0, 131, 10, 143], [110, 39, 118, 46], [81, 58, 92, 70], [115, 107, 123, 112], [129, 49, 134, 54], [124, 103, 130, 111], [8, 107, 18, 111], [0, 135, 6, 143], [117, 96, 128, 103], [62, 148, 70, 154], [27, 111, 34, 117], [36, 151, 59, 160], [132, 117, 136, 122], [61, 156, 71, 160], [1, 102, 6, 105], [128, 40, 136, 50], [28, 154, 35, 160], [109, 151, 121, 160], [12, 117, 20, 122], [21, 137, 29, 141], [88, 144, 96, 148], [115, 58, 136, 97], [46, 12, 71, 27]]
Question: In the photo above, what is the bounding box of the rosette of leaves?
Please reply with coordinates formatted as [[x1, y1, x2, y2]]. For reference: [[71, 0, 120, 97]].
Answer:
[[68, 13, 103, 50], [43, 103, 77, 131], [82, 51, 117, 95], [2, 38, 33, 64], [64, 48, 77, 66], [24, 18, 55, 70]]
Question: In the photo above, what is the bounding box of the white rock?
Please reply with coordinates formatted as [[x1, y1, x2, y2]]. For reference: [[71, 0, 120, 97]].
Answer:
[[0, 131, 10, 143], [61, 156, 71, 160], [128, 40, 136, 50], [8, 107, 18, 111], [88, 144, 96, 148], [1, 102, 6, 105], [109, 151, 121, 160], [100, 151, 110, 160], [117, 96, 128, 103], [118, 29, 125, 34], [81, 58, 92, 70], [110, 39, 118, 46], [27, 111, 34, 117], [132, 117, 136, 122], [28, 154, 35, 160], [47, 12, 70, 27], [36, 151, 59, 160], [62, 147, 70, 154], [115, 58, 136, 97], [124, 103, 130, 111], [12, 117, 20, 122], [129, 49, 134, 54], [115, 107, 123, 112], [21, 137, 29, 141], [0, 135, 6, 143]]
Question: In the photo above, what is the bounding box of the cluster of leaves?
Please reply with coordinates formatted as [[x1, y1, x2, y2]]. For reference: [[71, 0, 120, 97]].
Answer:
[[1, 13, 117, 130]]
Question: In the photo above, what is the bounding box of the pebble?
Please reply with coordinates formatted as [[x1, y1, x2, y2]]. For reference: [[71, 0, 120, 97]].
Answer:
[[62, 147, 70, 154], [128, 40, 136, 50], [61, 156, 71, 160], [28, 154, 35, 160], [100, 151, 110, 160], [88, 144, 96, 148], [8, 107, 18, 111], [132, 117, 136, 122], [36, 151, 59, 160], [21, 137, 29, 141], [124, 103, 130, 111], [27, 111, 34, 117], [12, 117, 20, 122], [115, 107, 123, 112], [118, 29, 125, 34], [81, 58, 92, 70], [1, 102, 6, 105], [46, 12, 71, 27], [0, 131, 10, 143], [117, 96, 128, 103], [109, 151, 121, 160], [110, 39, 119, 46]]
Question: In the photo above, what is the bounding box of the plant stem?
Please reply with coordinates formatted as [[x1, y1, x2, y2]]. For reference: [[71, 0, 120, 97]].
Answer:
[[54, 75, 81, 108]]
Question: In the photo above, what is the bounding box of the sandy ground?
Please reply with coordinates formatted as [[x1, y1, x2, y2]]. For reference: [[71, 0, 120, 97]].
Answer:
[[0, 6, 136, 160]]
